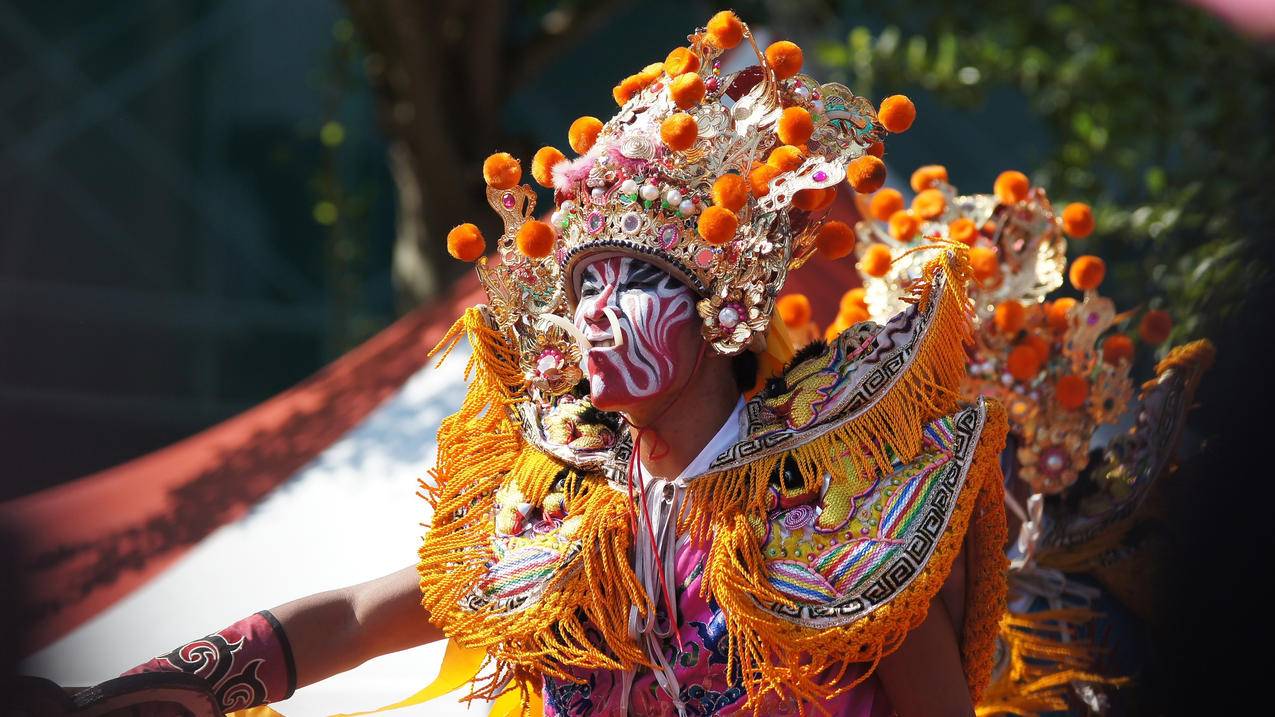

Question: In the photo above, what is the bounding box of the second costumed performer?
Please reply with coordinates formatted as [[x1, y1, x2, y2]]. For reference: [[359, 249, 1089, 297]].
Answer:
[[422, 10, 1009, 717]]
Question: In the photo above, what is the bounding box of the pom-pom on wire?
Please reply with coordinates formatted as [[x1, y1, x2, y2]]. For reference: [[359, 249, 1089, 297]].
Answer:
[[698, 206, 738, 245], [483, 153, 521, 190], [569, 117, 604, 154], [661, 113, 699, 151], [847, 155, 887, 193], [765, 41, 804, 80], [517, 220, 556, 259], [711, 174, 750, 212], [532, 147, 566, 188], [447, 223, 486, 262], [910, 165, 948, 192], [878, 95, 916, 133], [706, 10, 744, 49], [816, 221, 856, 260]]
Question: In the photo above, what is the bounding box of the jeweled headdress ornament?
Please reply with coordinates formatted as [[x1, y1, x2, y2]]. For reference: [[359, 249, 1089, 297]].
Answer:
[[446, 10, 916, 367]]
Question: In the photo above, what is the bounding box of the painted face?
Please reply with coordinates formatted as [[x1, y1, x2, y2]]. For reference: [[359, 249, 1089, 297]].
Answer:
[[573, 257, 699, 411]]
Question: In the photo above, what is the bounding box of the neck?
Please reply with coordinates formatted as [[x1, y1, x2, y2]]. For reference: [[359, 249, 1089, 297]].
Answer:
[[625, 354, 740, 480]]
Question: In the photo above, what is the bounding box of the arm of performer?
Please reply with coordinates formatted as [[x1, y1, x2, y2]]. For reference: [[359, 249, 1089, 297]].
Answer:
[[122, 564, 443, 712], [875, 594, 974, 717]]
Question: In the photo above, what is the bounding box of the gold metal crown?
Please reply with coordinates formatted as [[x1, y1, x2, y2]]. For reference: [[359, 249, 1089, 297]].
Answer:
[[475, 15, 893, 361], [852, 173, 1131, 494], [854, 180, 1067, 324]]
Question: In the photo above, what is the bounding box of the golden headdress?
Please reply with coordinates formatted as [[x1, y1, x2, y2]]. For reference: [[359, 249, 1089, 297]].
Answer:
[[449, 11, 914, 362]]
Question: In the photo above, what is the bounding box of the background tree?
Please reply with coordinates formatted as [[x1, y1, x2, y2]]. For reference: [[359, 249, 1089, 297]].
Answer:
[[340, 0, 623, 308]]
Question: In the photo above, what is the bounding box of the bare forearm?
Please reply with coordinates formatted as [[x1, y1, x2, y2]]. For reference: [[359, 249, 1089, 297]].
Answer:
[[876, 596, 974, 717], [270, 564, 444, 689]]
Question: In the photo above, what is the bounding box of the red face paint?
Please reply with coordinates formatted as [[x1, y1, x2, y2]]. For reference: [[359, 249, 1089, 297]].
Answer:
[[573, 257, 698, 411]]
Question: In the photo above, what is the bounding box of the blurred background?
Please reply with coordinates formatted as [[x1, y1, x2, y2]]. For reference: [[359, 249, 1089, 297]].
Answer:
[[2, 0, 1273, 712]]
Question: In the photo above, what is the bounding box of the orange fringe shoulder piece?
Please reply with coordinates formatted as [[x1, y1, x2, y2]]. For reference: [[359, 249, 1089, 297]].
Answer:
[[676, 250, 1009, 709], [416, 308, 651, 702], [417, 251, 1010, 712]]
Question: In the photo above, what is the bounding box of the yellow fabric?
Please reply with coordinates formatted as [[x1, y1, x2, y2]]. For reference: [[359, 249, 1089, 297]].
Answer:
[[229, 707, 286, 717], [327, 638, 488, 717], [756, 306, 797, 391]]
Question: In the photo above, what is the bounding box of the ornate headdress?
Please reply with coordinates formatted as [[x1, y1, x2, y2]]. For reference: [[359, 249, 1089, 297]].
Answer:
[[850, 168, 1125, 494], [442, 13, 919, 471]]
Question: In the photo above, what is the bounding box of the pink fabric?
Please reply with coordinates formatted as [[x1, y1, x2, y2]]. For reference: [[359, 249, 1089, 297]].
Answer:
[[543, 541, 893, 716]]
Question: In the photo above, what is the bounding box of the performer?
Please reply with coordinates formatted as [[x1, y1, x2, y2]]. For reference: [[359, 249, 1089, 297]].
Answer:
[[63, 12, 1012, 716], [841, 166, 1215, 715]]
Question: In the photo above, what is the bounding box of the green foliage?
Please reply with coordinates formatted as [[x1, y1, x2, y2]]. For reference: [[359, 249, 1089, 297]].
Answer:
[[818, 0, 1275, 345]]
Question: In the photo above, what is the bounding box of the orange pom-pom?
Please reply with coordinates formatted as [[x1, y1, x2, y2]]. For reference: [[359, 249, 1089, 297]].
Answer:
[[767, 145, 804, 172], [816, 221, 856, 260], [670, 73, 706, 109], [706, 10, 745, 49], [1055, 374, 1089, 410], [698, 206, 738, 245], [813, 186, 839, 211], [1046, 297, 1077, 332], [568, 116, 604, 154], [888, 210, 919, 242], [970, 246, 1001, 285], [614, 73, 648, 105], [840, 287, 868, 316], [1068, 255, 1106, 291], [795, 186, 837, 212], [777, 107, 814, 146], [858, 242, 894, 277], [765, 41, 804, 80], [1022, 333, 1052, 363], [482, 152, 521, 190], [638, 62, 664, 84], [749, 163, 780, 197], [516, 220, 555, 258], [824, 317, 849, 341], [793, 188, 824, 211], [660, 113, 698, 151], [839, 303, 870, 326], [866, 141, 885, 158], [1007, 345, 1043, 382], [711, 174, 750, 211], [1102, 334, 1134, 365], [531, 146, 565, 188], [995, 301, 1027, 334], [878, 95, 916, 133], [1062, 202, 1095, 238], [994, 170, 1031, 205], [447, 223, 486, 262], [1139, 310, 1173, 345], [911, 188, 946, 220], [777, 294, 812, 328], [910, 165, 948, 192], [665, 47, 701, 77], [948, 217, 978, 245], [869, 189, 904, 221], [847, 155, 887, 193]]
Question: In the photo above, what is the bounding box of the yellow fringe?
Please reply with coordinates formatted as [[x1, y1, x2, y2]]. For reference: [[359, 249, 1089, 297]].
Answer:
[[691, 399, 1008, 711], [416, 308, 651, 705], [976, 609, 1129, 716]]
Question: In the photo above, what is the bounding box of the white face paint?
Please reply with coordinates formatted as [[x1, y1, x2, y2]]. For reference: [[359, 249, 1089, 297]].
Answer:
[[573, 256, 698, 411]]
